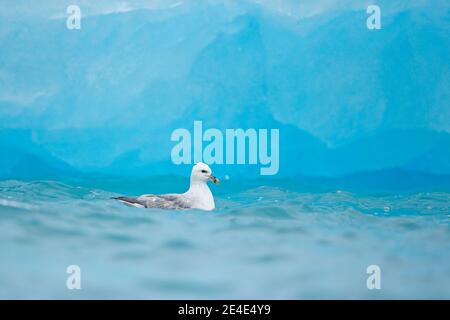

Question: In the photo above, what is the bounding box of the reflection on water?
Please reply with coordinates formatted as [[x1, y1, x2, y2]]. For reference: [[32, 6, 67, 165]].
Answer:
[[0, 180, 449, 299]]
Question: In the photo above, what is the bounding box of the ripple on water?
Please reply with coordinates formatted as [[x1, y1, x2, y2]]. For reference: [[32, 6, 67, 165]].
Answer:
[[162, 238, 196, 250], [0, 179, 449, 299], [102, 233, 141, 243], [226, 206, 293, 219]]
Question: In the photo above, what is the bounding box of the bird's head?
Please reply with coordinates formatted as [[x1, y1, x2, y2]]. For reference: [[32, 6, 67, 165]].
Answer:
[[191, 162, 220, 185]]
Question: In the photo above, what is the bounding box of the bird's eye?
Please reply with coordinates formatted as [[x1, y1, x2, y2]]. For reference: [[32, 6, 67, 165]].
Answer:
[[201, 170, 208, 173]]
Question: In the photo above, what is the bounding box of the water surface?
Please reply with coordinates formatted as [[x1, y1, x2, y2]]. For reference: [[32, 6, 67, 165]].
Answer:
[[0, 179, 449, 299]]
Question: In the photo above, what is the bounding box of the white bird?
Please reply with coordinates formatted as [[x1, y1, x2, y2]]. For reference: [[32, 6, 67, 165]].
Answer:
[[113, 162, 220, 211]]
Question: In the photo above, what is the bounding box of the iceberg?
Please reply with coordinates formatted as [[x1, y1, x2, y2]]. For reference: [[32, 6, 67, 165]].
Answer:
[[0, 0, 448, 183]]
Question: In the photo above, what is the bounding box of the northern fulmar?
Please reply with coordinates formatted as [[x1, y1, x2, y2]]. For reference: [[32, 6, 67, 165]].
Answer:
[[113, 162, 220, 211]]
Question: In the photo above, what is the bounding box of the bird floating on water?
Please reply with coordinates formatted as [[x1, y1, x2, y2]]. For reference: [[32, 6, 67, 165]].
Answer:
[[113, 162, 219, 211]]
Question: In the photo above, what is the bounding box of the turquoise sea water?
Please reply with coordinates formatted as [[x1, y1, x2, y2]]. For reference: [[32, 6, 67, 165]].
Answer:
[[0, 178, 449, 299], [1, 0, 449, 301]]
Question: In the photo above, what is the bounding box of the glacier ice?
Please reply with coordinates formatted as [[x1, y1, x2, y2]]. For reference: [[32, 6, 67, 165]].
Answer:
[[0, 0, 449, 183]]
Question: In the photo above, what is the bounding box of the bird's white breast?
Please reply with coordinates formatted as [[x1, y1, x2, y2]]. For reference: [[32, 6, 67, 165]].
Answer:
[[185, 183, 215, 211]]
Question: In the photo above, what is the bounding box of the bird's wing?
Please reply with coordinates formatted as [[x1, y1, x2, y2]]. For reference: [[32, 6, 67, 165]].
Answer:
[[139, 194, 191, 209], [114, 194, 190, 209]]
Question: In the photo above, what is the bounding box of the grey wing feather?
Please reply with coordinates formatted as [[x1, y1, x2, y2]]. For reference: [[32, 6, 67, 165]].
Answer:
[[140, 194, 191, 209], [114, 194, 190, 209]]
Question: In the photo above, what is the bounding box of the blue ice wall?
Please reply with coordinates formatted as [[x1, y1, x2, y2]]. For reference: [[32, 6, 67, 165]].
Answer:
[[0, 1, 449, 181]]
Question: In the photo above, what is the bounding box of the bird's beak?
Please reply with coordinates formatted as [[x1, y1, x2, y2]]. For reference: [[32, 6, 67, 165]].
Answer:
[[210, 174, 220, 185]]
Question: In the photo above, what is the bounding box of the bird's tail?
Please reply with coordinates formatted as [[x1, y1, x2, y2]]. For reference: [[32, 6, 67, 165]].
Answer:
[[112, 196, 145, 208]]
